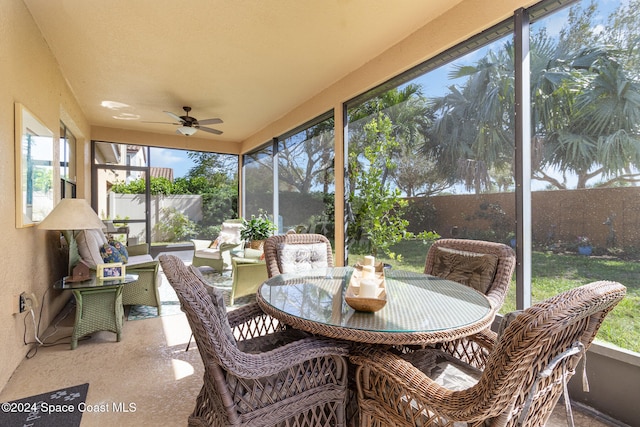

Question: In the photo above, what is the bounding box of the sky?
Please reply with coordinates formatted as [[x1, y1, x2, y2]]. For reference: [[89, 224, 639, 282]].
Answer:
[[150, 147, 194, 178]]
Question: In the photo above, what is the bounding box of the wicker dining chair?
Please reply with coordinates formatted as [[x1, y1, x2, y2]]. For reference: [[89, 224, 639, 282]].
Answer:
[[263, 233, 334, 278], [158, 254, 350, 427], [350, 281, 626, 427], [424, 239, 516, 310], [422, 238, 516, 368]]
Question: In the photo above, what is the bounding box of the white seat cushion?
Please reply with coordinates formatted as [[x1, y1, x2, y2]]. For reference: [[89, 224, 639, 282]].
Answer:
[[277, 242, 328, 274], [194, 248, 223, 259], [127, 254, 154, 266], [219, 221, 243, 244]]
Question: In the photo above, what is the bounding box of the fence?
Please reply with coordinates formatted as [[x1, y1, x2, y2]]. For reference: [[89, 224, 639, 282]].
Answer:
[[413, 186, 640, 249]]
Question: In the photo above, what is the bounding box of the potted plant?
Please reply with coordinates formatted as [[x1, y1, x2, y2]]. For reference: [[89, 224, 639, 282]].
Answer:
[[577, 236, 592, 256], [241, 214, 277, 250]]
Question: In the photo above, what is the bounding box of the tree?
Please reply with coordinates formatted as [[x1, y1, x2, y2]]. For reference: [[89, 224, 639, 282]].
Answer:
[[348, 85, 449, 195], [187, 152, 238, 179], [276, 120, 334, 194], [529, 1, 640, 189], [348, 113, 438, 258], [349, 113, 407, 257], [541, 49, 640, 188], [425, 1, 640, 191], [393, 144, 450, 197], [185, 151, 239, 228], [427, 48, 515, 193], [110, 156, 239, 238]]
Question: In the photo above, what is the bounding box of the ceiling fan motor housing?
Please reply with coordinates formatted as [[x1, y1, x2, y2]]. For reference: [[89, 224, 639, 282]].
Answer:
[[159, 105, 223, 135]]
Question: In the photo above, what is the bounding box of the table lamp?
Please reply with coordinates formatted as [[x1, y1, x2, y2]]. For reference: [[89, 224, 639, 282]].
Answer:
[[38, 198, 106, 280]]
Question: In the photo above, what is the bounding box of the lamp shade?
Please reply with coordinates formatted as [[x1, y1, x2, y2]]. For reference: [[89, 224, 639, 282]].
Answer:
[[38, 198, 105, 230], [176, 126, 197, 136]]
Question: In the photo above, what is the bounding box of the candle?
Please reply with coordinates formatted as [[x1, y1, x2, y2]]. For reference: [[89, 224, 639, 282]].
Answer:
[[362, 265, 375, 279], [364, 255, 375, 266], [360, 278, 378, 298]]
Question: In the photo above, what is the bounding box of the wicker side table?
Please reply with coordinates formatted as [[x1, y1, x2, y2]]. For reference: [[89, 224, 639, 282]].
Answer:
[[54, 274, 139, 349]]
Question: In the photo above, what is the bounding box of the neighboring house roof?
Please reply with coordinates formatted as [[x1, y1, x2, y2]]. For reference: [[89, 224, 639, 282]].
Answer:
[[150, 167, 174, 182]]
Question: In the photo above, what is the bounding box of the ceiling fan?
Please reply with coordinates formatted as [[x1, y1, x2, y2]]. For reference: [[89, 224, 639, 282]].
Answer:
[[148, 106, 223, 136]]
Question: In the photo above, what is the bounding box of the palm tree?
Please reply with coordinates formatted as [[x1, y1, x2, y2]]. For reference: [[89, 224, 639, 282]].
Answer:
[[538, 49, 640, 188], [427, 46, 515, 193], [426, 1, 640, 191]]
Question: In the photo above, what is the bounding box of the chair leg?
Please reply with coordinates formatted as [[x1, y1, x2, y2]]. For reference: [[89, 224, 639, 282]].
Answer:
[[185, 333, 194, 351]]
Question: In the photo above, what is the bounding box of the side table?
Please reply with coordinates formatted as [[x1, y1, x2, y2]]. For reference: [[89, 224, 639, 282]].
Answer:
[[54, 274, 139, 349]]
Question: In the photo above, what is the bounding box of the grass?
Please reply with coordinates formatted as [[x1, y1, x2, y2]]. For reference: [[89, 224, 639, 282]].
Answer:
[[348, 240, 640, 353]]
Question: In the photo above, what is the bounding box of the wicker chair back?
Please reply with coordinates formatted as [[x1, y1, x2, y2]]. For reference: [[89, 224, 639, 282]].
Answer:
[[263, 233, 334, 278], [351, 280, 626, 427], [159, 254, 349, 426], [424, 238, 516, 310]]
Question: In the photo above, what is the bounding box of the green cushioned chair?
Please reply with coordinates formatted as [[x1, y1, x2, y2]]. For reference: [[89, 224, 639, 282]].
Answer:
[[230, 248, 268, 305], [191, 219, 243, 272]]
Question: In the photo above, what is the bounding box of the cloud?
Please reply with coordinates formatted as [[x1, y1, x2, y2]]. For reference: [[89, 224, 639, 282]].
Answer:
[[150, 148, 192, 178]]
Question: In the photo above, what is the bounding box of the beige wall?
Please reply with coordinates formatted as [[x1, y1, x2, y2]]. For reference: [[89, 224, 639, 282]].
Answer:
[[0, 0, 91, 387], [1, 0, 537, 390]]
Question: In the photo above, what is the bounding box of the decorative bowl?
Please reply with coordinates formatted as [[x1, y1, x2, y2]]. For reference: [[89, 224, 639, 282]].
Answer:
[[345, 269, 387, 312]]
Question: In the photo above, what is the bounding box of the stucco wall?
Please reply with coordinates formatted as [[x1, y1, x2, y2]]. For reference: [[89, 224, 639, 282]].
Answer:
[[0, 0, 90, 388]]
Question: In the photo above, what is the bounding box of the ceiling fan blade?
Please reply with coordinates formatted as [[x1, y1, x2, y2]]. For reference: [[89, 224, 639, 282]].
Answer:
[[141, 120, 180, 125], [197, 126, 223, 135], [164, 111, 183, 122], [197, 118, 223, 125]]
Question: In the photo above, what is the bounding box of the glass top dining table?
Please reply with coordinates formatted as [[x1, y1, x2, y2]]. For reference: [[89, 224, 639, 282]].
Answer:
[[256, 267, 494, 345]]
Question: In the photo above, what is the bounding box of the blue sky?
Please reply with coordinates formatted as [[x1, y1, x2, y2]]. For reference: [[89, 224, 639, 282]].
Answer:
[[150, 147, 194, 178]]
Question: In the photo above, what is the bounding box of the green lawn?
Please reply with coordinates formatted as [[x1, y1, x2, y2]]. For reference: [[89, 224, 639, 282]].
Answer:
[[348, 240, 639, 353]]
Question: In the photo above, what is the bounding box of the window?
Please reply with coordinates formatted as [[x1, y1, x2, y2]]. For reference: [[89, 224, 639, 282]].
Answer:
[[528, 0, 640, 352], [59, 121, 76, 198], [346, 31, 515, 270], [342, 0, 639, 352], [93, 141, 149, 244], [93, 142, 238, 244], [243, 144, 275, 220], [277, 114, 334, 237], [242, 112, 335, 238]]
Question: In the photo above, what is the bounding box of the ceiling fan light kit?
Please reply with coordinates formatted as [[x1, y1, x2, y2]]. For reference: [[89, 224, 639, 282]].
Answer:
[[177, 126, 198, 136]]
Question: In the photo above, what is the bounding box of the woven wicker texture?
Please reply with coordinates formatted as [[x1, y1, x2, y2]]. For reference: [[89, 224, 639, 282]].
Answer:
[[121, 261, 161, 313], [424, 239, 516, 311], [71, 286, 123, 350], [263, 234, 334, 278], [159, 254, 350, 427], [350, 281, 626, 427], [423, 239, 516, 369]]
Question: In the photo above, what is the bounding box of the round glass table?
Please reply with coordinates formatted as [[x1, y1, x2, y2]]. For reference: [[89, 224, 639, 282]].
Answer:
[[257, 267, 493, 345]]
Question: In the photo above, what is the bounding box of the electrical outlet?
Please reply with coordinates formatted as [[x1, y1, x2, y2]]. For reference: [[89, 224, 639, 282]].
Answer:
[[18, 292, 32, 313], [19, 293, 26, 313]]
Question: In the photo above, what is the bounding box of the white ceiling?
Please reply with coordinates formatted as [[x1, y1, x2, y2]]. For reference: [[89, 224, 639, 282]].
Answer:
[[24, 0, 462, 143]]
